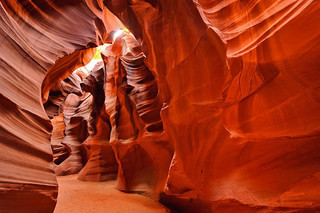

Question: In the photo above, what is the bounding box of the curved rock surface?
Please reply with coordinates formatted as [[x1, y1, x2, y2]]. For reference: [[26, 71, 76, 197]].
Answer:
[[51, 114, 69, 165], [54, 93, 91, 176], [77, 63, 118, 182], [106, 0, 320, 211], [0, 0, 97, 212], [0, 0, 319, 212], [101, 35, 173, 194]]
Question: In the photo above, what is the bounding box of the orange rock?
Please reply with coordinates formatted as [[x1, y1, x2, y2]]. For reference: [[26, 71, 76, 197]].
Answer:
[[1, 0, 320, 212]]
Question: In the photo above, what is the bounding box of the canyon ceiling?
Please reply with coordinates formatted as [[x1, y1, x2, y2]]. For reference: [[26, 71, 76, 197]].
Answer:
[[0, 0, 320, 212]]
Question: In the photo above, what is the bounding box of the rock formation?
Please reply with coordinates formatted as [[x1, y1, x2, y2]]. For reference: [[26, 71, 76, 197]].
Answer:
[[106, 1, 320, 211], [77, 60, 118, 182], [101, 34, 173, 194], [0, 1, 96, 212], [0, 0, 319, 212]]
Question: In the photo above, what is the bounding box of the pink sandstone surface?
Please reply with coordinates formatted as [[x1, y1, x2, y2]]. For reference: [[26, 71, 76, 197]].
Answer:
[[0, 0, 319, 212]]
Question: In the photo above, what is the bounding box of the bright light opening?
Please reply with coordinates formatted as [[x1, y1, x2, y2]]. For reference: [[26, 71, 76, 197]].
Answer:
[[113, 29, 123, 42], [73, 43, 110, 76], [73, 27, 132, 77]]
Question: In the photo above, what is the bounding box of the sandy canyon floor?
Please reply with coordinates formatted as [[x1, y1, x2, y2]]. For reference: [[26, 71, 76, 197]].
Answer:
[[54, 175, 168, 213]]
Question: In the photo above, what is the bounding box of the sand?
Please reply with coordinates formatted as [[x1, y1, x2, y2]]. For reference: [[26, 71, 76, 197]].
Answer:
[[54, 175, 169, 213]]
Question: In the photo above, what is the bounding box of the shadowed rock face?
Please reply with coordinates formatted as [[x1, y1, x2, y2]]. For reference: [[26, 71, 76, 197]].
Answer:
[[77, 65, 118, 182], [51, 114, 69, 165], [1, 0, 320, 212], [54, 93, 91, 176], [102, 35, 173, 194], [0, 0, 97, 212]]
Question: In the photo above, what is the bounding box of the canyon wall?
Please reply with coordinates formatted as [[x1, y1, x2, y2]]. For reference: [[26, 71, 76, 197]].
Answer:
[[106, 0, 320, 212], [0, 0, 319, 212], [0, 1, 97, 212]]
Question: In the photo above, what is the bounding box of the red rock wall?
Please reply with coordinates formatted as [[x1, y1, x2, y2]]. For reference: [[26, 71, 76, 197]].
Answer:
[[77, 64, 119, 182], [1, 0, 320, 212], [102, 37, 173, 194], [105, 0, 320, 211], [0, 0, 97, 212]]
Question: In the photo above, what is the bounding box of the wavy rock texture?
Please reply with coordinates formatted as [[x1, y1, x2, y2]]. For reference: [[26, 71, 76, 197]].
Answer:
[[44, 73, 85, 118], [54, 93, 91, 176], [0, 0, 97, 212], [46, 72, 92, 176], [105, 0, 320, 212], [102, 35, 173, 194], [77, 64, 118, 182], [51, 114, 69, 165], [1, 0, 319, 212]]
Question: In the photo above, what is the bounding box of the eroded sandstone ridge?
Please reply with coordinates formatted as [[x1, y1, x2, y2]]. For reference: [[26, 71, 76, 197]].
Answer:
[[46, 34, 172, 193], [1, 0, 320, 212], [0, 1, 96, 212]]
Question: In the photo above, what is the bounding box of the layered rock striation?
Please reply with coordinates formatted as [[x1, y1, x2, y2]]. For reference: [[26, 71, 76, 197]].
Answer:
[[106, 0, 320, 211], [0, 0, 319, 212]]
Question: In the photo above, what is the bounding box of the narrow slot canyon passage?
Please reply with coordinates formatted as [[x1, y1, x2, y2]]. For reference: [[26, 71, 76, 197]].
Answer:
[[1, 1, 320, 213], [45, 32, 170, 212]]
